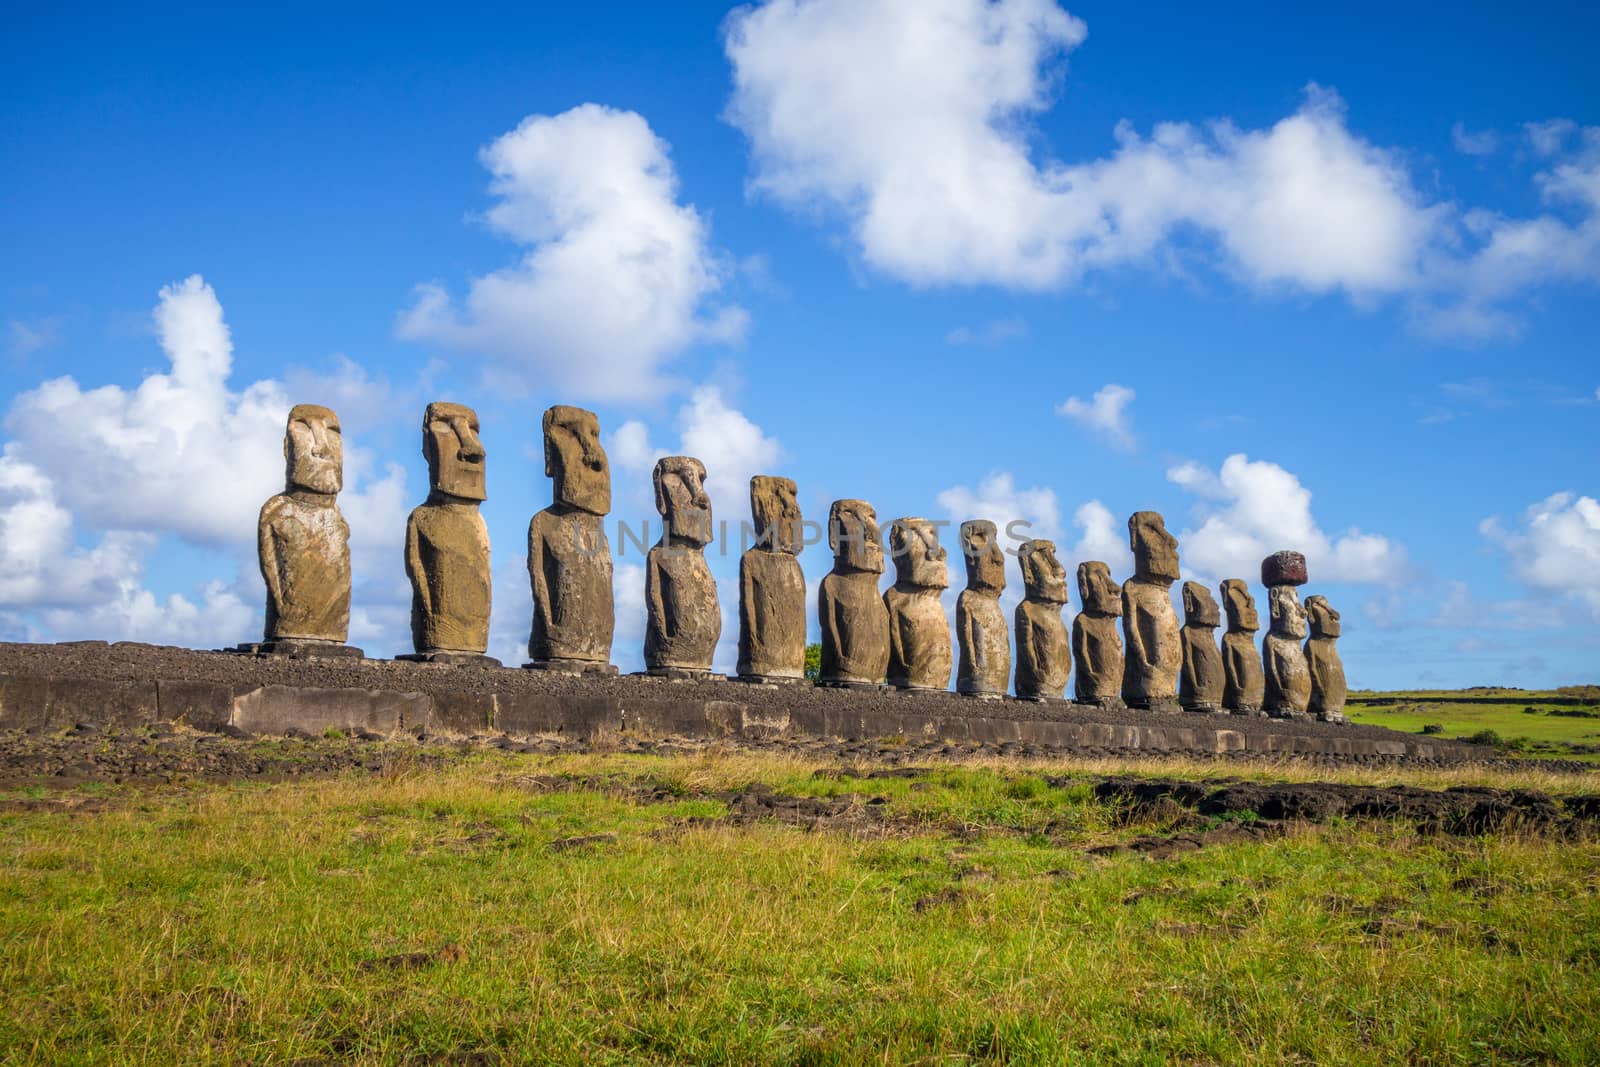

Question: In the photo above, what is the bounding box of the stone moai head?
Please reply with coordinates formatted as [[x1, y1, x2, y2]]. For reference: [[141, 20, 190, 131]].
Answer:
[[890, 517, 948, 590], [1220, 578, 1259, 633], [1019, 540, 1068, 605], [960, 519, 1005, 595], [1128, 511, 1180, 584], [423, 402, 486, 502], [653, 456, 712, 547], [750, 475, 801, 555], [285, 403, 342, 495], [543, 405, 609, 515], [1306, 594, 1341, 638], [829, 499, 884, 575], [1078, 561, 1123, 617], [1183, 581, 1221, 628], [1268, 584, 1308, 639]]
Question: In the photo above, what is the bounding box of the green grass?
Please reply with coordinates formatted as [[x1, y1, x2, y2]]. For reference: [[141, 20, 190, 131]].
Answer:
[[2, 750, 1598, 1065], [1348, 689, 1600, 760]]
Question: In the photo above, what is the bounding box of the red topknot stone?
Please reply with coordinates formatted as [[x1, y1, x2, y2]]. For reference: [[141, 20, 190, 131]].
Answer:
[[1261, 550, 1308, 587]]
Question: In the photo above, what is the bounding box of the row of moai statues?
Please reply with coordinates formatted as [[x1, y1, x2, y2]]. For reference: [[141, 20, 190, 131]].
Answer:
[[254, 402, 1346, 720]]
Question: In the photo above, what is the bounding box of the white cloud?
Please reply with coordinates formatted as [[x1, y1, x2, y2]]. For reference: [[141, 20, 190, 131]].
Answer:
[[1064, 499, 1133, 580], [8, 317, 62, 358], [1167, 453, 1408, 585], [1451, 122, 1497, 157], [946, 316, 1027, 346], [399, 104, 747, 402], [1481, 492, 1600, 617], [1056, 383, 1135, 450], [936, 470, 1060, 545], [1526, 119, 1578, 158]]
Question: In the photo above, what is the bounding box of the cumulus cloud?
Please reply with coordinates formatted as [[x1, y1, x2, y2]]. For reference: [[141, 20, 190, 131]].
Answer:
[[1166, 453, 1408, 585], [1481, 492, 1600, 617], [936, 470, 1060, 545], [1056, 383, 1135, 450], [945, 316, 1027, 347], [8, 317, 62, 358], [399, 104, 747, 402], [1451, 122, 1498, 157], [724, 0, 1600, 333]]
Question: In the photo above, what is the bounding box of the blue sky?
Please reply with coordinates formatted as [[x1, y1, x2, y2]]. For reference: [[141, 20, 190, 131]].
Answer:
[[2, 0, 1596, 688]]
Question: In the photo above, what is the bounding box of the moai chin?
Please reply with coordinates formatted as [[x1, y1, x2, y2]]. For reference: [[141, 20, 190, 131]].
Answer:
[[403, 402, 495, 664], [526, 405, 615, 674], [254, 404, 359, 658], [737, 475, 806, 683], [1121, 511, 1182, 711], [956, 519, 1009, 699], [1014, 539, 1071, 701], [1072, 560, 1124, 707], [1178, 581, 1225, 713], [1261, 551, 1312, 718], [818, 499, 890, 687], [644, 456, 720, 676], [884, 517, 952, 691], [1219, 578, 1266, 715], [1304, 594, 1348, 723]]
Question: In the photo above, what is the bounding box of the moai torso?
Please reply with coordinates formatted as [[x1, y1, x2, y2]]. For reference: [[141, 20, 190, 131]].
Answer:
[[1178, 581, 1224, 712], [528, 405, 614, 665], [1261, 553, 1311, 718], [884, 517, 951, 690], [1121, 512, 1182, 710], [1073, 561, 1124, 706], [738, 476, 806, 679], [258, 404, 351, 645], [407, 502, 491, 654], [818, 499, 889, 686], [1013, 539, 1070, 700], [956, 520, 1009, 697], [1219, 579, 1264, 714], [1305, 595, 1347, 722], [645, 456, 720, 672]]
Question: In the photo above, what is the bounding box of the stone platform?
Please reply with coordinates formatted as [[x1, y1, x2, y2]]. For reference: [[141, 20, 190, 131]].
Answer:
[[0, 641, 1477, 763]]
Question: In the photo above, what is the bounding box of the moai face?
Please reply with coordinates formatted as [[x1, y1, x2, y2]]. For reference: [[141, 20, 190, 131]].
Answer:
[[1306, 595, 1342, 638], [544, 405, 609, 515], [1220, 578, 1259, 632], [1019, 540, 1068, 605], [890, 517, 948, 590], [654, 456, 712, 547], [285, 403, 342, 495], [960, 519, 1006, 595], [750, 475, 801, 555], [1269, 585, 1308, 639], [423, 402, 486, 502], [1182, 581, 1221, 627], [1078, 561, 1123, 616], [829, 499, 883, 574], [1128, 511, 1180, 583]]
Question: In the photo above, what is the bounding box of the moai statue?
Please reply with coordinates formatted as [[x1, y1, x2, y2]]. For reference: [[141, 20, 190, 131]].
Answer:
[[1072, 561, 1124, 708], [526, 405, 615, 674], [956, 519, 1009, 699], [1305, 595, 1348, 723], [737, 475, 806, 683], [403, 402, 495, 664], [818, 499, 889, 687], [1178, 581, 1224, 713], [1261, 551, 1312, 719], [1121, 511, 1182, 711], [884, 517, 952, 691], [645, 456, 720, 677], [1219, 578, 1265, 715], [1013, 539, 1071, 701], [255, 404, 359, 657]]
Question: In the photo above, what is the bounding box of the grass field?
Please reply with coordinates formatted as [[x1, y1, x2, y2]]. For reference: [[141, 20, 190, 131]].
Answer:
[[3, 749, 1598, 1065], [1347, 688, 1600, 760]]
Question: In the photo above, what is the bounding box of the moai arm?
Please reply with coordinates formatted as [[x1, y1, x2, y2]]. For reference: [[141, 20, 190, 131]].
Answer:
[[1015, 607, 1035, 678], [1122, 588, 1147, 676], [646, 551, 669, 639], [884, 592, 904, 676], [962, 599, 985, 675], [405, 512, 430, 623], [257, 502, 283, 619], [739, 555, 758, 652], [527, 518, 554, 639]]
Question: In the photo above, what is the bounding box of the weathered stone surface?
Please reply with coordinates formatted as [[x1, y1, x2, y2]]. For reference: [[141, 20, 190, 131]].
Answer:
[[1073, 561, 1124, 707], [1305, 595, 1348, 723], [1121, 511, 1182, 711], [1179, 581, 1225, 713], [1263, 583, 1312, 719], [259, 404, 352, 647], [819, 499, 889, 686], [1261, 550, 1308, 588], [645, 456, 720, 674], [1219, 578, 1265, 715], [737, 476, 806, 681], [884, 517, 951, 691], [0, 674, 157, 731], [231, 684, 424, 736], [956, 520, 1009, 698], [528, 405, 613, 668], [1014, 539, 1070, 701], [406, 402, 491, 655]]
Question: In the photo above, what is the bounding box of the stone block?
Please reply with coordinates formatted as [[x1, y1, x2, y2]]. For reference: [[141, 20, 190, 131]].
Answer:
[[229, 684, 424, 737], [157, 679, 236, 731]]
